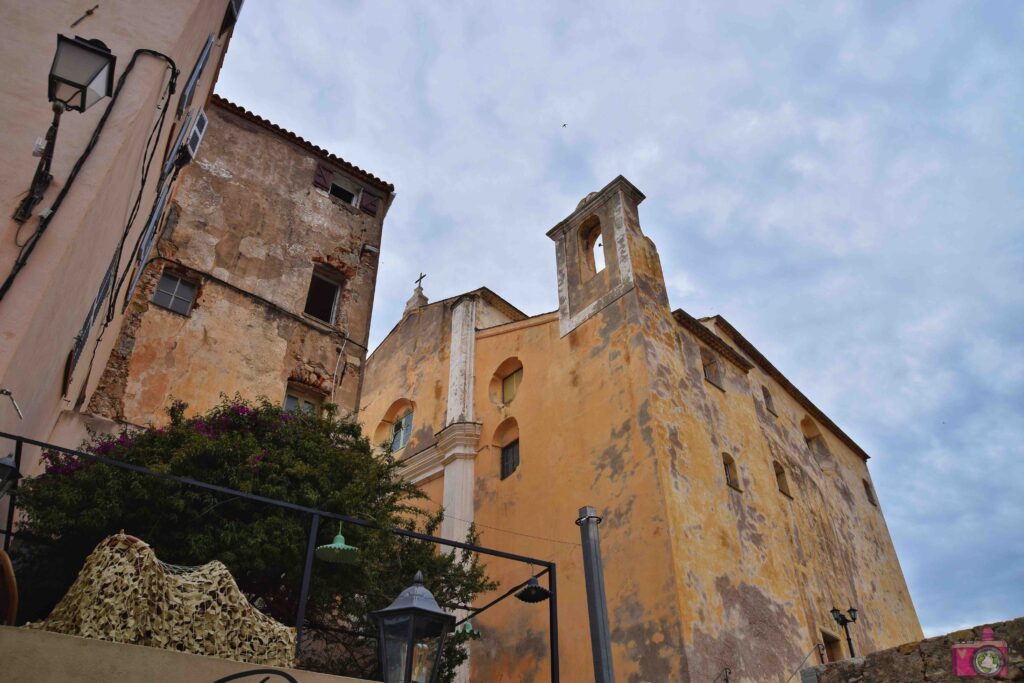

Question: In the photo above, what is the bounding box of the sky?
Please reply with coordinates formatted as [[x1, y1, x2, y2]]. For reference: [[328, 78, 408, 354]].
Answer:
[[215, 1, 1024, 637]]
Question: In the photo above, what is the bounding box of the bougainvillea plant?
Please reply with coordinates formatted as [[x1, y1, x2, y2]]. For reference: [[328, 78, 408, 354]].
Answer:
[[13, 397, 495, 681]]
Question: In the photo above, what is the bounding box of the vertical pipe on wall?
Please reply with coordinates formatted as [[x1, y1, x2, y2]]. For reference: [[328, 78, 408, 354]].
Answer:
[[577, 505, 615, 683]]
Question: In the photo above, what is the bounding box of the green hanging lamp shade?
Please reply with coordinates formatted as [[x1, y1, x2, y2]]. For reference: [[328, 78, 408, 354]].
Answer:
[[315, 523, 360, 564]]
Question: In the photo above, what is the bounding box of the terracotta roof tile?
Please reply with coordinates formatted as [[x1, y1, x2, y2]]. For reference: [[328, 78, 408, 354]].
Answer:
[[209, 94, 394, 192]]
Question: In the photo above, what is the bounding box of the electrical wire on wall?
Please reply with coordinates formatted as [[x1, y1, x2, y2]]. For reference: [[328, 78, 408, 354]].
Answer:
[[104, 69, 178, 322], [0, 48, 178, 303]]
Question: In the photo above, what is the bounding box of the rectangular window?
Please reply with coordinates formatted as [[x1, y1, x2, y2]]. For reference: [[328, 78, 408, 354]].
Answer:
[[152, 272, 197, 315], [821, 631, 843, 663], [285, 392, 320, 415], [701, 348, 724, 389], [762, 385, 777, 416], [500, 440, 520, 480], [502, 368, 523, 403], [330, 182, 356, 204], [304, 271, 341, 323]]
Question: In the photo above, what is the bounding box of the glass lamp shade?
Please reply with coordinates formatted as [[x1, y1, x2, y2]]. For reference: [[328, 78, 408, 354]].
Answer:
[[829, 607, 843, 623], [48, 35, 116, 112], [372, 571, 455, 683], [847, 607, 858, 622], [0, 454, 20, 499]]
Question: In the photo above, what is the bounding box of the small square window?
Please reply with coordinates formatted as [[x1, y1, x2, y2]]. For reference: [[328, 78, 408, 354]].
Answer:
[[501, 439, 520, 480], [502, 368, 523, 403], [304, 271, 340, 323], [330, 182, 356, 204], [152, 273, 197, 315], [762, 385, 777, 416]]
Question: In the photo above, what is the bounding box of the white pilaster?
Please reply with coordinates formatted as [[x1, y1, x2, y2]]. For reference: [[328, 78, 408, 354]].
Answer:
[[445, 296, 477, 425]]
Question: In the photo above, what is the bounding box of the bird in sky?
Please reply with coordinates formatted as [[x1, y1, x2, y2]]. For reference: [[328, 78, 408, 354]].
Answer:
[[562, 123, 567, 128]]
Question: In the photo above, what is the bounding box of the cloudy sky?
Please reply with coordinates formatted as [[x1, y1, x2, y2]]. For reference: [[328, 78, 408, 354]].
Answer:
[[216, 1, 1023, 637]]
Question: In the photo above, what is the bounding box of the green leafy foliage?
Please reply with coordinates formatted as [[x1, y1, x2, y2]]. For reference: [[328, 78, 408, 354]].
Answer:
[[13, 397, 495, 680]]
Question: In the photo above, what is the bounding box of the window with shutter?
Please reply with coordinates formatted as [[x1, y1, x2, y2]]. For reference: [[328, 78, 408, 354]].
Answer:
[[312, 163, 333, 190], [359, 192, 381, 216], [500, 439, 520, 480]]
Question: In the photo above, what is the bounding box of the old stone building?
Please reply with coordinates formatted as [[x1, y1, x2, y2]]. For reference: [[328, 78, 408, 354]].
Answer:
[[81, 95, 394, 429], [360, 176, 923, 682]]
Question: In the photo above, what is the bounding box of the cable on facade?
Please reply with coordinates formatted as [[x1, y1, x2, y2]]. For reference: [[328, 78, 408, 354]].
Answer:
[[105, 71, 177, 322], [0, 48, 178, 303]]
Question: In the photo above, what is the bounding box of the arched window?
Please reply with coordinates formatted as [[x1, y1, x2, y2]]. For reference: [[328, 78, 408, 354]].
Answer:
[[579, 217, 605, 278], [494, 418, 520, 480], [489, 357, 524, 405], [391, 408, 413, 452], [800, 417, 830, 457], [761, 385, 777, 416], [773, 461, 792, 497], [374, 398, 415, 453], [722, 453, 740, 491]]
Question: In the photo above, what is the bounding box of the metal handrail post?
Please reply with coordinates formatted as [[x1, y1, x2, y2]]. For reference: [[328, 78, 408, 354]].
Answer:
[[294, 512, 321, 658], [2, 439, 22, 553], [549, 562, 559, 682]]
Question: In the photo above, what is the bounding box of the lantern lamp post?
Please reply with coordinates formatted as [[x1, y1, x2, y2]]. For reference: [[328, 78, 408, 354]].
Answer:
[[830, 606, 859, 658], [372, 571, 456, 683], [48, 34, 116, 112], [13, 34, 116, 223]]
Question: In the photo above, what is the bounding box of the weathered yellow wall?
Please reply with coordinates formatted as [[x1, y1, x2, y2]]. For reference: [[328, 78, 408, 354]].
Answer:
[[85, 100, 391, 426], [360, 179, 921, 682]]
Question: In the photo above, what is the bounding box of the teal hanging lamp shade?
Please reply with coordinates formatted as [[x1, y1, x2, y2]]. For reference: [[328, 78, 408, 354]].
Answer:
[[315, 523, 359, 564]]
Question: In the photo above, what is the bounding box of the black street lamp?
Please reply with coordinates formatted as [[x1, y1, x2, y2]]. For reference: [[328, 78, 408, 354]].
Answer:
[[372, 571, 456, 683], [13, 34, 116, 223], [830, 606, 859, 658]]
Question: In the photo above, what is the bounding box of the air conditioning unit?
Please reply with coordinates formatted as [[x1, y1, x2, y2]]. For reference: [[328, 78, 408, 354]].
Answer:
[[182, 109, 208, 162]]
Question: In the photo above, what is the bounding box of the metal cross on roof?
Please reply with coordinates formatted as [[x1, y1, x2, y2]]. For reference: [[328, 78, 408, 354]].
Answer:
[[415, 272, 426, 287]]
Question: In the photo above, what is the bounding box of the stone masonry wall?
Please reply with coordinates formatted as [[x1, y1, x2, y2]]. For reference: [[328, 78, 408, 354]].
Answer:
[[803, 617, 1024, 682]]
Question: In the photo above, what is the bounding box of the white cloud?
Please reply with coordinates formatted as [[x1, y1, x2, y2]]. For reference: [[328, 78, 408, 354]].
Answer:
[[217, 0, 1024, 636]]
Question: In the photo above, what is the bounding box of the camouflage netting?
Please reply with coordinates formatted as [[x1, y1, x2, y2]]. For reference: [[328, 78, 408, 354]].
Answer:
[[28, 533, 295, 667]]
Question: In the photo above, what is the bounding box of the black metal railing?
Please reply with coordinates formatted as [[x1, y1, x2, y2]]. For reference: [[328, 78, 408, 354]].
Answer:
[[0, 431, 560, 681]]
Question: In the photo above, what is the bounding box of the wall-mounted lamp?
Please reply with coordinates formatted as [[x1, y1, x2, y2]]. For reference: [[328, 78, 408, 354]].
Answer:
[[13, 35, 116, 223]]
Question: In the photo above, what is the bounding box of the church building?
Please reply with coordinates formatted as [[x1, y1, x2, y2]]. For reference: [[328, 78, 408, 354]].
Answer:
[[360, 175, 922, 682]]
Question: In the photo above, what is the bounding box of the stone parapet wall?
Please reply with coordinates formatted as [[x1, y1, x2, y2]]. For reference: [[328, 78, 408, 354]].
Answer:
[[802, 617, 1023, 682]]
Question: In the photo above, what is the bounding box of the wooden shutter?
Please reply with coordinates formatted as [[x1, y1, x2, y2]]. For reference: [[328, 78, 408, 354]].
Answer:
[[359, 192, 381, 216], [312, 163, 333, 190]]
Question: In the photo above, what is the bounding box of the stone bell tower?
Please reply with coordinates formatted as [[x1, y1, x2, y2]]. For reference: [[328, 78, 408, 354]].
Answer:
[[546, 175, 647, 336]]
